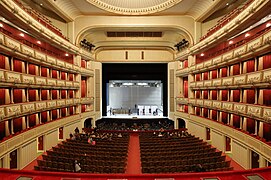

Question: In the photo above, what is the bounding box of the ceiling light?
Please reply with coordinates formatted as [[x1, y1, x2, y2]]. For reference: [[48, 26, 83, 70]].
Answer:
[[19, 33, 24, 37], [226, 3, 229, 6], [0, 23, 3, 28], [123, 83, 133, 86], [65, 53, 69, 56], [37, 41, 41, 44], [245, 33, 250, 37], [40, 3, 43, 6], [137, 83, 148, 86], [229, 40, 233, 44], [200, 53, 204, 57], [266, 23, 271, 28]]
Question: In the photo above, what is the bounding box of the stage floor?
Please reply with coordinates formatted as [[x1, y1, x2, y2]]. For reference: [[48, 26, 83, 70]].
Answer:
[[104, 113, 166, 119]]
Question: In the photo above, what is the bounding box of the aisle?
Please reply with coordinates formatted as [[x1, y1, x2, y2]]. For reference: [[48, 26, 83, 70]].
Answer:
[[125, 133, 142, 174]]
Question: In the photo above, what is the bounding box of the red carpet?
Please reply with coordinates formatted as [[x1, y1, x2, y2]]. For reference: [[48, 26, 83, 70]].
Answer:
[[125, 133, 142, 174]]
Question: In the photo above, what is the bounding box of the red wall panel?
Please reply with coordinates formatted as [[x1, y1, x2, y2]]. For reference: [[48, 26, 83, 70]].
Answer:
[[29, 89, 37, 102], [13, 59, 23, 73], [246, 89, 255, 104], [28, 114, 36, 128], [13, 117, 22, 133], [263, 123, 271, 141], [13, 89, 23, 103], [52, 110, 58, 120], [262, 54, 271, 69], [233, 115, 240, 128], [41, 112, 47, 123], [246, 118, 255, 134], [28, 64, 37, 75], [0, 121, 5, 140]]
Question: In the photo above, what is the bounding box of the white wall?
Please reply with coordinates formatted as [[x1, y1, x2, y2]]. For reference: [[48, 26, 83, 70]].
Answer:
[[187, 121, 206, 140], [211, 130, 224, 151], [232, 140, 249, 169], [20, 140, 37, 168], [109, 86, 162, 109], [45, 130, 58, 150]]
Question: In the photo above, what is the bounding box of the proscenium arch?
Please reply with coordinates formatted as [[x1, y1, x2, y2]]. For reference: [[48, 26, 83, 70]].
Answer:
[[75, 25, 195, 50]]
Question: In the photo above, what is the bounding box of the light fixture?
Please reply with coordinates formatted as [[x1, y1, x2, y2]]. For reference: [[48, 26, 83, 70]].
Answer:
[[229, 40, 233, 44], [226, 3, 229, 6], [19, 33, 24, 37], [245, 33, 250, 37], [200, 53, 204, 57], [123, 83, 133, 86], [0, 23, 3, 28], [40, 3, 43, 6], [37, 41, 41, 44], [65, 53, 69, 57], [137, 83, 148, 86], [266, 23, 271, 28]]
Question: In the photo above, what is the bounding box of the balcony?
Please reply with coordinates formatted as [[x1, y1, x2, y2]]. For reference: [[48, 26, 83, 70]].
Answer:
[[175, 97, 188, 105], [81, 67, 94, 77], [81, 97, 94, 104], [176, 68, 189, 77]]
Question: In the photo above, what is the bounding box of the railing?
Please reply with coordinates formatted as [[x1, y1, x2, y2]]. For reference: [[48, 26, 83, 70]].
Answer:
[[190, 68, 271, 89]]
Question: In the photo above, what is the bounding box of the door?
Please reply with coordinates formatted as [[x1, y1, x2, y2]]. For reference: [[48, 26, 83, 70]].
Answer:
[[178, 118, 186, 129], [9, 149, 17, 169], [251, 150, 259, 168], [59, 127, 63, 140], [206, 127, 211, 140], [38, 135, 44, 151], [225, 136, 231, 152]]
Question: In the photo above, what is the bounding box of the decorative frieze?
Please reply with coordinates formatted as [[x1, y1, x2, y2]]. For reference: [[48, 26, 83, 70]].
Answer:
[[204, 100, 212, 107], [6, 105, 21, 117], [35, 51, 46, 60], [213, 101, 222, 109], [204, 80, 212, 87], [57, 80, 65, 87], [222, 102, 233, 111], [247, 105, 262, 118], [21, 103, 35, 114], [57, 100, 66, 107], [57, 60, 65, 67], [66, 99, 74, 106], [21, 45, 34, 57], [247, 71, 262, 84], [263, 107, 271, 122], [0, 70, 5, 82], [247, 37, 263, 51], [204, 60, 212, 68], [234, 74, 247, 85], [262, 69, 271, 83], [47, 79, 57, 86], [0, 107, 6, 120], [190, 82, 196, 88], [5, 71, 21, 83], [5, 36, 20, 51], [35, 77, 46, 85], [35, 102, 47, 111], [47, 101, 57, 108], [21, 74, 35, 84], [213, 79, 222, 86], [222, 77, 233, 86], [47, 56, 56, 65], [222, 52, 233, 61], [196, 99, 204, 106], [213, 56, 222, 65], [196, 81, 204, 88], [234, 45, 247, 57], [234, 104, 247, 114]]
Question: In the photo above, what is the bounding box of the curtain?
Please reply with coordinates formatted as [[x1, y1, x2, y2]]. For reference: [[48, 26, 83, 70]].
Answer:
[[195, 91, 200, 98], [0, 55, 9, 70], [69, 74, 74, 81], [233, 115, 240, 128], [183, 77, 188, 98], [263, 123, 271, 141], [41, 90, 48, 100], [61, 72, 66, 80], [51, 70, 58, 79], [263, 89, 271, 106], [212, 110, 217, 120], [246, 89, 255, 104], [61, 90, 66, 99], [52, 90, 58, 100], [262, 54, 271, 70], [70, 107, 74, 115], [203, 72, 209, 80], [13, 59, 23, 73], [29, 89, 37, 102], [13, 89, 23, 103], [13, 117, 23, 133], [220, 67, 227, 77], [61, 108, 66, 117], [246, 118, 255, 134], [232, 90, 240, 102], [212, 70, 217, 79], [28, 114, 36, 127], [41, 67, 48, 77], [81, 105, 86, 113], [221, 90, 228, 101], [222, 112, 228, 124], [184, 105, 188, 113], [41, 111, 48, 123], [183, 60, 188, 68], [212, 90, 217, 100], [246, 59, 255, 73], [203, 90, 208, 99], [203, 108, 208, 118], [231, 63, 240, 75], [81, 79, 86, 98], [28, 64, 37, 75], [0, 121, 5, 140], [81, 60, 86, 68], [69, 90, 74, 98], [195, 74, 201, 81]]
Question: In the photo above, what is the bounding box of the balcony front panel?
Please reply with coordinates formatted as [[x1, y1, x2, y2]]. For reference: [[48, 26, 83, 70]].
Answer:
[[234, 45, 247, 57], [0, 107, 5, 120], [204, 80, 212, 87], [66, 99, 74, 106], [73, 82, 80, 88], [21, 74, 35, 85], [57, 100, 66, 107], [189, 99, 196, 105], [204, 60, 213, 69], [74, 98, 81, 104], [222, 77, 233, 86], [47, 100, 57, 109], [212, 101, 222, 109], [196, 63, 204, 71], [213, 79, 222, 87], [247, 71, 262, 84], [5, 104, 21, 117], [47, 56, 56, 65], [0, 70, 5, 82], [21, 103, 35, 114], [56, 60, 65, 68], [196, 99, 204, 106], [47, 79, 57, 86], [35, 102, 47, 111], [247, 105, 262, 119], [204, 100, 213, 108], [34, 51, 46, 61], [66, 63, 73, 70], [196, 81, 204, 88], [213, 56, 222, 65], [190, 82, 196, 88], [234, 74, 247, 85], [0, 33, 4, 44], [56, 80, 65, 87], [21, 44, 34, 57], [247, 37, 263, 52], [35, 77, 47, 86], [234, 103, 247, 115], [222, 51, 233, 62], [263, 30, 271, 44], [65, 81, 73, 87], [222, 102, 233, 111], [262, 69, 271, 83], [263, 107, 271, 123], [5, 71, 21, 83], [5, 36, 21, 51]]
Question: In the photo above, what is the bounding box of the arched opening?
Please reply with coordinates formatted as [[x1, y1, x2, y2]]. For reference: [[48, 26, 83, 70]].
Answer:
[[84, 118, 93, 128], [177, 118, 186, 129]]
